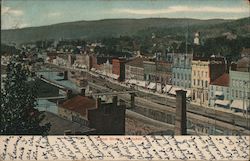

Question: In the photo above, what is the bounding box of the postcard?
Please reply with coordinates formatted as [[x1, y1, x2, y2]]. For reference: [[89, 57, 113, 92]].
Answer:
[[1, 0, 250, 160]]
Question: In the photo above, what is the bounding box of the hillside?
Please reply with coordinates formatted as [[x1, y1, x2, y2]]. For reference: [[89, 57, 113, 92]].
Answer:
[[1, 17, 249, 45]]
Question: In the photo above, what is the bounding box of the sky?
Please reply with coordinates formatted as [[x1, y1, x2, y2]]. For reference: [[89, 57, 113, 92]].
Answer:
[[1, 0, 250, 29]]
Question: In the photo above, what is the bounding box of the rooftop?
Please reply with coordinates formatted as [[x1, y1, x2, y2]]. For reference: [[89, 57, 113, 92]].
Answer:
[[41, 111, 94, 135], [126, 57, 147, 68], [211, 73, 229, 87], [241, 48, 250, 56], [237, 57, 250, 71], [61, 95, 96, 116]]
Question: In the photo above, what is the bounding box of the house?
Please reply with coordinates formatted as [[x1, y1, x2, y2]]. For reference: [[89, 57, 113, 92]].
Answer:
[[58, 95, 126, 135], [209, 73, 230, 108], [53, 54, 68, 66], [58, 95, 96, 126], [241, 48, 250, 58], [191, 56, 226, 106]]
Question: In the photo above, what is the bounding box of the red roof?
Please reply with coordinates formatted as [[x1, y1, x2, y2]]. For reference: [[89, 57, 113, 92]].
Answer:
[[61, 95, 96, 116], [211, 73, 229, 87]]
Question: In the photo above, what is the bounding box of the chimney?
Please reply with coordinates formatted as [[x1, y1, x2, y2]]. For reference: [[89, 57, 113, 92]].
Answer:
[[80, 88, 85, 96], [66, 90, 73, 99], [130, 93, 135, 109], [64, 71, 68, 80], [112, 96, 118, 107], [230, 62, 237, 71], [96, 97, 101, 109], [175, 90, 187, 135]]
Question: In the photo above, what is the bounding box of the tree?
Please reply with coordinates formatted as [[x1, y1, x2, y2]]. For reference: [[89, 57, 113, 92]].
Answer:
[[0, 55, 50, 135]]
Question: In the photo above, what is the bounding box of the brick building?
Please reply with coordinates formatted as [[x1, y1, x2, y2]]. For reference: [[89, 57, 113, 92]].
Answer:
[[112, 58, 126, 81], [88, 96, 126, 135], [58, 95, 126, 134], [125, 57, 146, 81]]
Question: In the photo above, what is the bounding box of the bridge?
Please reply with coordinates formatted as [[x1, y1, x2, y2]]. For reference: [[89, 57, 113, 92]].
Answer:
[[37, 96, 66, 100]]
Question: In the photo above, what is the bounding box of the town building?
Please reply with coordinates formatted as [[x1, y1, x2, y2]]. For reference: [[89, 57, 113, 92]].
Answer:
[[101, 59, 113, 75], [191, 56, 226, 106], [172, 53, 192, 89], [88, 96, 126, 135], [229, 57, 250, 112], [73, 54, 91, 70], [67, 54, 76, 67], [53, 54, 68, 66], [143, 60, 156, 83], [194, 32, 200, 45], [112, 58, 126, 81], [209, 73, 230, 108], [241, 48, 250, 58], [58, 94, 126, 135], [58, 95, 96, 126], [155, 60, 172, 85], [41, 112, 95, 135], [125, 57, 145, 81]]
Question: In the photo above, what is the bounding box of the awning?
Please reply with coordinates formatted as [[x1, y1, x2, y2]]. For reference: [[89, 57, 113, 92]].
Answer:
[[230, 100, 249, 110], [147, 82, 156, 89], [185, 89, 191, 97], [215, 91, 223, 96], [169, 87, 181, 95], [215, 99, 230, 106], [136, 81, 146, 87], [128, 79, 137, 84], [110, 74, 119, 80], [163, 85, 172, 93]]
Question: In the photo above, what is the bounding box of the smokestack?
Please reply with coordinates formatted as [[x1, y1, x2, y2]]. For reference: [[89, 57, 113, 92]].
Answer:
[[64, 71, 68, 80], [175, 90, 187, 135], [130, 93, 135, 109], [112, 96, 118, 107], [96, 97, 101, 109], [80, 88, 85, 96]]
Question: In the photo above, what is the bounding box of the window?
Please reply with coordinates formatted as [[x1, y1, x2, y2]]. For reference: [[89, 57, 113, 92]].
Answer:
[[193, 79, 196, 86], [198, 71, 200, 76], [205, 81, 208, 88], [201, 71, 204, 77], [194, 71, 196, 76], [232, 89, 234, 98], [236, 90, 238, 98], [201, 80, 204, 87], [198, 80, 200, 86], [205, 72, 208, 77]]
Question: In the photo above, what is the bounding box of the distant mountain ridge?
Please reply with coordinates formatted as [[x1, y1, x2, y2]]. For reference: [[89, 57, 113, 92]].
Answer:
[[1, 17, 249, 45]]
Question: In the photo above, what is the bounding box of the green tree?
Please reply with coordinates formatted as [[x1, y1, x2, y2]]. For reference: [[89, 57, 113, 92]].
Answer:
[[0, 56, 50, 135]]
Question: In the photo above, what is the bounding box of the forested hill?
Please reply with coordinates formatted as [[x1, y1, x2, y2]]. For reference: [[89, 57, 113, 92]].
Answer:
[[1, 17, 250, 45]]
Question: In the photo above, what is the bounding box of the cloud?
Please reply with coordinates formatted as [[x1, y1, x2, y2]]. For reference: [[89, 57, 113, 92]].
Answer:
[[113, 5, 248, 15], [2, 6, 24, 16], [48, 12, 62, 17]]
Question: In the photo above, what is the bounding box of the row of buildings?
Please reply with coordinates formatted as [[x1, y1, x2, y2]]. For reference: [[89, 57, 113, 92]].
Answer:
[[44, 47, 250, 112]]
